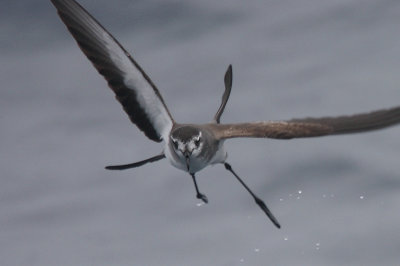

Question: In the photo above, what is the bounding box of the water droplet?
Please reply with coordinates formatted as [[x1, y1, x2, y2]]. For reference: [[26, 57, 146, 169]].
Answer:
[[240, 259, 245, 263], [196, 202, 205, 207], [254, 248, 260, 252], [284, 237, 288, 241], [296, 196, 300, 200], [316, 243, 320, 250], [360, 195, 364, 199], [279, 198, 284, 202], [298, 190, 302, 194]]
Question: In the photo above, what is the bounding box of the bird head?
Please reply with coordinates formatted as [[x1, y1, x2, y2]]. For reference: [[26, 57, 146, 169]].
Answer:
[[170, 126, 204, 171]]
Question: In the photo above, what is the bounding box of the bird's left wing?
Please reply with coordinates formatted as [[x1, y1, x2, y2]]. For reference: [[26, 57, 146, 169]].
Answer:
[[210, 106, 400, 140], [51, 0, 174, 142]]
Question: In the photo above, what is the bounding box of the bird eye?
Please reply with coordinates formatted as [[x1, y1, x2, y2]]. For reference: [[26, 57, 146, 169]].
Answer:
[[194, 138, 200, 147], [172, 139, 178, 149]]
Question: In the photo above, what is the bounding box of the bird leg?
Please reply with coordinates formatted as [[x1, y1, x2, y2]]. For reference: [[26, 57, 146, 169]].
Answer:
[[224, 162, 281, 229], [190, 173, 208, 204], [105, 153, 165, 170]]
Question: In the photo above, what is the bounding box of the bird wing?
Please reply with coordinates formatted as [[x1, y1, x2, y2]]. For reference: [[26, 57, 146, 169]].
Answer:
[[51, 0, 174, 142], [210, 106, 400, 140], [214, 65, 232, 123]]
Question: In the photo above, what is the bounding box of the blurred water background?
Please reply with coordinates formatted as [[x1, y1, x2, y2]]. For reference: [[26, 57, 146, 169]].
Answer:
[[1, 0, 400, 265]]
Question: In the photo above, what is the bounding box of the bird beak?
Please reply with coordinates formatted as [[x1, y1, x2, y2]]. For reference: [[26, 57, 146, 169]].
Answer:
[[184, 152, 190, 172]]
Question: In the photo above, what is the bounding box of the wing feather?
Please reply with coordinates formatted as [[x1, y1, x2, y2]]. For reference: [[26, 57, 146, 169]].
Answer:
[[51, 0, 174, 142], [210, 106, 400, 140]]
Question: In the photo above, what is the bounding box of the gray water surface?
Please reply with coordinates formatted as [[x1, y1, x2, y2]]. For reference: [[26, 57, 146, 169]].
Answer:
[[1, 0, 400, 265]]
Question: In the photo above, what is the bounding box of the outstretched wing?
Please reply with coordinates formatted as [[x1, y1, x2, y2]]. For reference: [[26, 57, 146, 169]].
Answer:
[[210, 106, 400, 140], [51, 0, 174, 142]]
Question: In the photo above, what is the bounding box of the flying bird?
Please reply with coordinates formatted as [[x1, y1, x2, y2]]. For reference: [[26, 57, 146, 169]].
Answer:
[[50, 0, 400, 229]]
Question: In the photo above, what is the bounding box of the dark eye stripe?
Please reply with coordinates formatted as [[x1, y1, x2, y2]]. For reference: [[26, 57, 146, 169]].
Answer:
[[195, 139, 200, 146], [172, 139, 178, 149]]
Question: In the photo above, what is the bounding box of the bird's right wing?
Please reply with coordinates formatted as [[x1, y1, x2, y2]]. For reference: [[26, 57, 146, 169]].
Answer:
[[51, 0, 174, 142], [210, 106, 400, 140]]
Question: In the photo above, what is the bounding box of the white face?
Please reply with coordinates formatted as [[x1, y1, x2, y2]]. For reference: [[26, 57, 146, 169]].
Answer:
[[171, 131, 203, 158]]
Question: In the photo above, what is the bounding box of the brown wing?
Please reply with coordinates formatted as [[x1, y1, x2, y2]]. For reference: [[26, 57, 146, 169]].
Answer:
[[210, 106, 400, 140]]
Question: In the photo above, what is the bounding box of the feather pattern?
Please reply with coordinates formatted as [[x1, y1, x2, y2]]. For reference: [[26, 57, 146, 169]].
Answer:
[[210, 106, 400, 140], [50, 0, 174, 142]]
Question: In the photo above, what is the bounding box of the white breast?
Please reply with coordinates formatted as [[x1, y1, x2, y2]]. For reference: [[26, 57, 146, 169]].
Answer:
[[164, 141, 227, 173]]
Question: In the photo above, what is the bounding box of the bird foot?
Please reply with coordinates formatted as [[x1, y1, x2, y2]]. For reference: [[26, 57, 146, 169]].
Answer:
[[197, 193, 208, 204]]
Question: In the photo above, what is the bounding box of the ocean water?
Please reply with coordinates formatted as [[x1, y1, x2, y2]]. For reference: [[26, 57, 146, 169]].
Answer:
[[1, 0, 400, 265]]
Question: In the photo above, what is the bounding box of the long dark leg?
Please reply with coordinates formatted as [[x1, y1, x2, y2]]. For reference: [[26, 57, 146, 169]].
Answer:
[[105, 153, 165, 170], [190, 173, 208, 204], [224, 162, 281, 229]]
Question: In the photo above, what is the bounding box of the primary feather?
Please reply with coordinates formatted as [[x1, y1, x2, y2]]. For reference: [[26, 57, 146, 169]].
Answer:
[[50, 0, 174, 142]]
